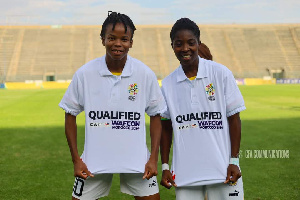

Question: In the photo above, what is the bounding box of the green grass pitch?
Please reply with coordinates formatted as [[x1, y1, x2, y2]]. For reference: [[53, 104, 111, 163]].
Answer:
[[0, 85, 299, 199]]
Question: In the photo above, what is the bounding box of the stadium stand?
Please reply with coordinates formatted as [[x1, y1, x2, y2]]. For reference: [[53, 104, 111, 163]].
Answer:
[[0, 24, 300, 82]]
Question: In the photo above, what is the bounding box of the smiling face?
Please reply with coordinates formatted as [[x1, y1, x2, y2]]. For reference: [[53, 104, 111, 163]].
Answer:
[[172, 29, 200, 68], [102, 23, 133, 62]]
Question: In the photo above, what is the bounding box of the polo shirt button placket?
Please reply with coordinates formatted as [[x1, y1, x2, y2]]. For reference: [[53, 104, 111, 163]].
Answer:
[[191, 83, 199, 105], [111, 77, 120, 102]]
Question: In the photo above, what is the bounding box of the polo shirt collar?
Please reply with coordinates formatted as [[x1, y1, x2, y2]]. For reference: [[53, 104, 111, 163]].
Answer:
[[176, 56, 208, 82], [98, 55, 133, 77]]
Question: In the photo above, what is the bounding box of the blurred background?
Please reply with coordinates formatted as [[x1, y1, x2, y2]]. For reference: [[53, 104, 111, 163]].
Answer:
[[0, 0, 300, 85]]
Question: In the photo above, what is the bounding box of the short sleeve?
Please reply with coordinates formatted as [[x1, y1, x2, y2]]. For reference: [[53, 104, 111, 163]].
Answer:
[[145, 73, 167, 116], [58, 72, 84, 116], [160, 85, 171, 119], [224, 71, 246, 117]]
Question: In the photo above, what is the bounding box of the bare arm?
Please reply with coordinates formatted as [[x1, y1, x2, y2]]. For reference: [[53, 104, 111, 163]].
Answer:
[[143, 114, 162, 180], [65, 113, 93, 179], [228, 112, 241, 158], [65, 113, 81, 163], [225, 112, 242, 183], [160, 120, 173, 165], [160, 119, 177, 188]]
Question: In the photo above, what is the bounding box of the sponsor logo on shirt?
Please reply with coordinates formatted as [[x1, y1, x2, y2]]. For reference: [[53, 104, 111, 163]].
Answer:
[[88, 111, 141, 131], [175, 112, 223, 130], [89, 111, 140, 120], [205, 83, 215, 101], [111, 120, 140, 130], [197, 120, 223, 129], [176, 112, 222, 123], [177, 123, 198, 130], [128, 83, 138, 101], [90, 122, 110, 127]]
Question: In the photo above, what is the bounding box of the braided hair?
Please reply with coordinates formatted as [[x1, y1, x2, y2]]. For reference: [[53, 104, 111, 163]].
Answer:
[[170, 18, 200, 43], [100, 11, 136, 40]]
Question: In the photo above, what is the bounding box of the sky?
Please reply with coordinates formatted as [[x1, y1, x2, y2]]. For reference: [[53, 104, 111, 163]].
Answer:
[[0, 0, 299, 25]]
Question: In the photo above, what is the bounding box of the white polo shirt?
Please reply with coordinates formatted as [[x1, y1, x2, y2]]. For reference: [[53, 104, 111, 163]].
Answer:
[[161, 57, 246, 187], [59, 55, 166, 174]]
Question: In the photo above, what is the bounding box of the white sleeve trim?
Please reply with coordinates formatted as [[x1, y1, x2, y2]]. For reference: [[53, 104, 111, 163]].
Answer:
[[160, 112, 170, 119], [58, 102, 81, 116], [226, 105, 246, 117], [147, 106, 168, 117]]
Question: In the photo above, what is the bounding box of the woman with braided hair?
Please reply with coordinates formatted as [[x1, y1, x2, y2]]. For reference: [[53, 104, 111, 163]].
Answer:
[[60, 12, 165, 200]]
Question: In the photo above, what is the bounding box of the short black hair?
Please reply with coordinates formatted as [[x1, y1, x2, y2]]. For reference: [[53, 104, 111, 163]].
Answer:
[[100, 11, 136, 40], [170, 18, 200, 43]]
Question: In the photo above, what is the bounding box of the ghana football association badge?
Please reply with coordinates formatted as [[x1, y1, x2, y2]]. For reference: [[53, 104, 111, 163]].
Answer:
[[128, 83, 138, 101], [205, 83, 215, 101]]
